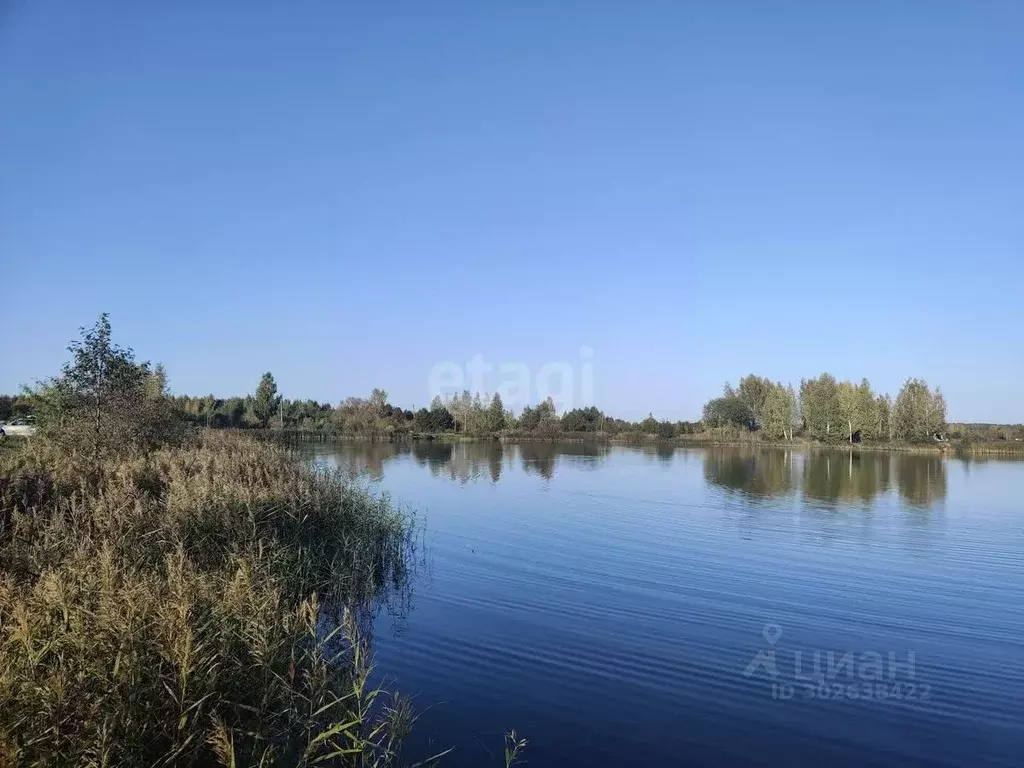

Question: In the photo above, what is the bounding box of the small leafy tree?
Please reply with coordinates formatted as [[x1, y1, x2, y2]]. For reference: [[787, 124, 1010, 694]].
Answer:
[[429, 396, 455, 431], [800, 373, 841, 440], [874, 394, 893, 441], [146, 362, 169, 400], [252, 372, 281, 427], [488, 393, 506, 432], [894, 378, 946, 441], [29, 314, 183, 457], [702, 392, 752, 429], [561, 406, 603, 432], [785, 384, 800, 440], [518, 405, 539, 431], [837, 381, 863, 443], [855, 379, 876, 439], [761, 382, 791, 440], [737, 375, 772, 430], [369, 388, 389, 415], [535, 397, 559, 433]]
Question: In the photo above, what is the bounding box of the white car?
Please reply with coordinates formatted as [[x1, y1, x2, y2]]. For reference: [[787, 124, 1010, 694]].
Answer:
[[0, 418, 37, 437]]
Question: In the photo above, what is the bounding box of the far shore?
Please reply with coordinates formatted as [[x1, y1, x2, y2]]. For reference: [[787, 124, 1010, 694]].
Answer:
[[261, 429, 1024, 456]]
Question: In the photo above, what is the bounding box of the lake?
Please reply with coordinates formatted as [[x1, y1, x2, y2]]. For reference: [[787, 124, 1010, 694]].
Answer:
[[308, 441, 1024, 767]]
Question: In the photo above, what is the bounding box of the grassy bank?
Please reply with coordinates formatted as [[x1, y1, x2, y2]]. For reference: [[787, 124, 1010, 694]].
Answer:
[[0, 431, 421, 766]]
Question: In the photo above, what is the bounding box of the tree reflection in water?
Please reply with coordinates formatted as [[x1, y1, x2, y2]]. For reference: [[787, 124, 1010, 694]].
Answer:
[[703, 446, 946, 510], [313, 441, 947, 511]]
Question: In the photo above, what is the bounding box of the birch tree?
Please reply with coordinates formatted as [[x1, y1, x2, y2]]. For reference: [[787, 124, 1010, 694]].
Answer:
[[894, 378, 946, 441], [837, 381, 860, 443], [761, 384, 787, 439], [874, 394, 893, 441], [737, 374, 772, 430], [785, 384, 800, 441], [801, 373, 841, 440], [836, 378, 874, 443]]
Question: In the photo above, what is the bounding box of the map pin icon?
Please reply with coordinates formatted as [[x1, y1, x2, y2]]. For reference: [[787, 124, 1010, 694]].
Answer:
[[763, 623, 783, 645]]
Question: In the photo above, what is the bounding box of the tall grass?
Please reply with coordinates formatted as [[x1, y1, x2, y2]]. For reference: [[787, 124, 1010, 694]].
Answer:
[[0, 432, 425, 766]]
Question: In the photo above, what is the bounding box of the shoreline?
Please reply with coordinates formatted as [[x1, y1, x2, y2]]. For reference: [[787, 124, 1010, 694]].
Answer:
[[262, 429, 1024, 456]]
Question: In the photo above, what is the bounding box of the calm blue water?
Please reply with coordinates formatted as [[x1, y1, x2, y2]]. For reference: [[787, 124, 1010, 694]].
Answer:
[[313, 442, 1024, 767]]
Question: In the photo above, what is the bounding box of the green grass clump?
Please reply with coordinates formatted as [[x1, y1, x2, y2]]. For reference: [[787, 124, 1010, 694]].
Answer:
[[0, 431, 420, 766]]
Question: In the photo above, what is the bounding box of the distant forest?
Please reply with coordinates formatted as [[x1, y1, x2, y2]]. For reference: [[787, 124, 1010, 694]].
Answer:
[[6, 369, 1021, 446]]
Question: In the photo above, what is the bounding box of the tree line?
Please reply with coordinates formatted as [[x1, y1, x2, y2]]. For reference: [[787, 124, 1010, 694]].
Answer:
[[4, 315, 1017, 446], [163, 378, 704, 440], [703, 373, 948, 443], [0, 362, 969, 446]]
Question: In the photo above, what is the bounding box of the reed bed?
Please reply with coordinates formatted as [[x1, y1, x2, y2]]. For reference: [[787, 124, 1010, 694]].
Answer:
[[0, 432, 424, 766]]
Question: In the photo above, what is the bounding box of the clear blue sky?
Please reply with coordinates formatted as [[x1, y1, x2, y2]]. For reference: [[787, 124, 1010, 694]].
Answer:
[[2, 2, 1022, 422]]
